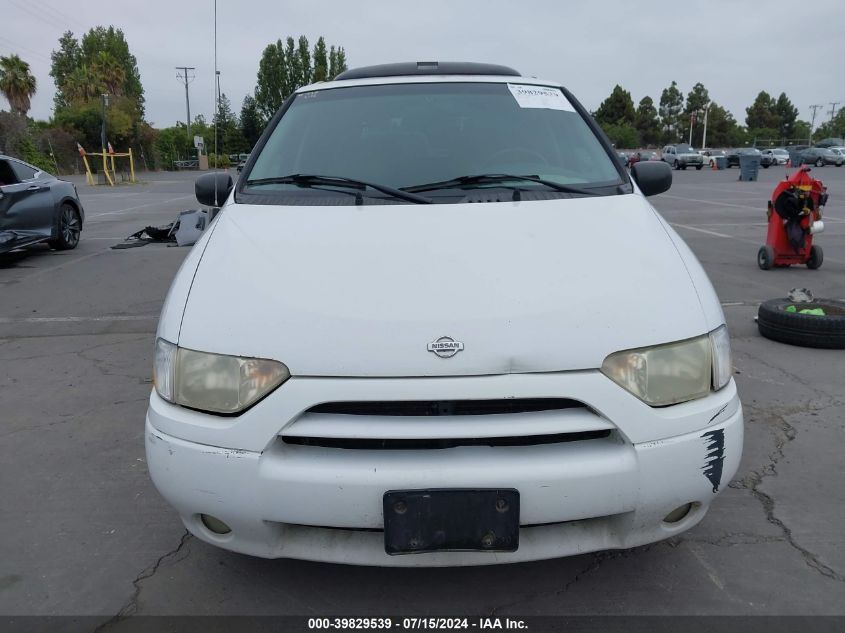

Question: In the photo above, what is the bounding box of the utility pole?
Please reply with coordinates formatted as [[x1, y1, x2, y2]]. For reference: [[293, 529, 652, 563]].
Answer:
[[809, 104, 824, 145], [701, 103, 711, 150], [830, 101, 841, 123], [175, 66, 196, 138]]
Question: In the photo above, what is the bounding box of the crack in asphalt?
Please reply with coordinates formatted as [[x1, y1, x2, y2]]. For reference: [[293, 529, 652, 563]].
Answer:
[[487, 547, 653, 616], [95, 530, 192, 631], [731, 403, 845, 584], [670, 533, 787, 547]]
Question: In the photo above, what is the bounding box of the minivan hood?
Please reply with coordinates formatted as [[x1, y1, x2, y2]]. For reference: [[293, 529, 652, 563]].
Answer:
[[177, 195, 709, 377]]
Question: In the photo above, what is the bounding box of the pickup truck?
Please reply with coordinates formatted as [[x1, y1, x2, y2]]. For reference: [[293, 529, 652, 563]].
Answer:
[[661, 144, 704, 170]]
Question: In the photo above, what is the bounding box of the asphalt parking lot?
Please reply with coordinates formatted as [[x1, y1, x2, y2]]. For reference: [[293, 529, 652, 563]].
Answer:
[[2, 166, 844, 624]]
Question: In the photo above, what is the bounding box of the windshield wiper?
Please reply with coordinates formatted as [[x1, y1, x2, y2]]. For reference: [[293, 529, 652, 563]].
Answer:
[[244, 174, 431, 204], [402, 174, 601, 197]]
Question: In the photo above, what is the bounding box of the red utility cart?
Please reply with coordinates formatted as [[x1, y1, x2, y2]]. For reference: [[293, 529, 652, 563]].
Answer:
[[757, 166, 826, 270]]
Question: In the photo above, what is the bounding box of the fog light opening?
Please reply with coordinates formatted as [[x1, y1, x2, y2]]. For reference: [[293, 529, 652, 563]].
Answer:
[[663, 503, 695, 525], [200, 514, 232, 535]]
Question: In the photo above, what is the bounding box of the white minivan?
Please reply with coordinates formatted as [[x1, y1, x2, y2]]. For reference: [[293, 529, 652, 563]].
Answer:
[[146, 62, 743, 566]]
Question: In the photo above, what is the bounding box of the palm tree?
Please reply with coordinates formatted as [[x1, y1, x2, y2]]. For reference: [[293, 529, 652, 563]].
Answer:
[[92, 51, 125, 96], [0, 54, 37, 116], [62, 65, 104, 103]]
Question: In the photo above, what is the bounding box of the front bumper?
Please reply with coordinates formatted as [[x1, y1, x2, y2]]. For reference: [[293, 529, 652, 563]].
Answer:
[[145, 372, 743, 566]]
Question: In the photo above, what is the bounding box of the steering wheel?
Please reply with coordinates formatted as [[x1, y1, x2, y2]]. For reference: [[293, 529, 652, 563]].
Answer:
[[482, 147, 549, 169]]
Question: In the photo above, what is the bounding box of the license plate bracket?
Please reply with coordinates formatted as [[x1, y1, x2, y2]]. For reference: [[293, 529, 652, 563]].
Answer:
[[383, 489, 519, 555]]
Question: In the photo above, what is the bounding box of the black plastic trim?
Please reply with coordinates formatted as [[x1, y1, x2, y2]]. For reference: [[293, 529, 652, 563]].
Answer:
[[335, 61, 520, 80]]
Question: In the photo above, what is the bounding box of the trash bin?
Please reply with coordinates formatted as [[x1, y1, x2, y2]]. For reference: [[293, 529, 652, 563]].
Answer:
[[739, 154, 761, 181], [788, 151, 802, 167], [715, 156, 727, 170]]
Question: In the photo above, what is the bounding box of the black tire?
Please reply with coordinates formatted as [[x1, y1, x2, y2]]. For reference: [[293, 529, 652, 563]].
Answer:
[[680, 164, 687, 170], [807, 244, 823, 269], [757, 245, 774, 270], [816, 158, 824, 167], [49, 203, 81, 250], [758, 298, 845, 348], [762, 163, 769, 168], [673, 160, 679, 170], [695, 165, 703, 170]]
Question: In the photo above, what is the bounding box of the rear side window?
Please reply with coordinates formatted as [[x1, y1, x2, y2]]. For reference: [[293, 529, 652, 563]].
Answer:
[[10, 161, 38, 181]]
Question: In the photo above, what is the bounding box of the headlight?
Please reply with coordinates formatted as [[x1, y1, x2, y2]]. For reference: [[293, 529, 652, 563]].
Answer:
[[153, 338, 290, 414], [601, 325, 731, 407]]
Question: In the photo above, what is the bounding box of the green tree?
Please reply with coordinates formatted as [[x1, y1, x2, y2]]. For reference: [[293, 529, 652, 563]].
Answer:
[[254, 39, 289, 122], [0, 54, 37, 116], [298, 36, 312, 86], [61, 64, 104, 103], [701, 102, 741, 148], [240, 95, 262, 149], [212, 93, 242, 156], [91, 51, 126, 96], [599, 122, 640, 149], [594, 85, 635, 127], [745, 91, 779, 131], [681, 82, 709, 144], [328, 46, 348, 79], [773, 93, 798, 140], [49, 31, 81, 111], [813, 109, 845, 142], [634, 96, 660, 146], [658, 81, 684, 143], [313, 37, 328, 82], [79, 26, 144, 114], [254, 35, 348, 122]]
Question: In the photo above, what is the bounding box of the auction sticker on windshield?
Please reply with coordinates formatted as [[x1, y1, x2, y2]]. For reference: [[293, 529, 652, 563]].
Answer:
[[507, 84, 575, 111]]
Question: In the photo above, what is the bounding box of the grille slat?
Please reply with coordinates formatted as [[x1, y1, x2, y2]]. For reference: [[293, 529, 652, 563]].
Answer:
[[282, 430, 611, 450], [308, 398, 583, 417]]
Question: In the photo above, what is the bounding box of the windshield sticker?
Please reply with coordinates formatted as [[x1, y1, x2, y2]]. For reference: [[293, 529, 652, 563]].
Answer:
[[507, 84, 575, 111]]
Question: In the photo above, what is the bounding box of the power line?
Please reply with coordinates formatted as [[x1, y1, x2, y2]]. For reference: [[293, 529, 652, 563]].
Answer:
[[175, 66, 196, 139]]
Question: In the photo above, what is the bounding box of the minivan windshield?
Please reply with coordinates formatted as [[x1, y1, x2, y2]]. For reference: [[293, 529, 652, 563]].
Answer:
[[242, 82, 627, 203]]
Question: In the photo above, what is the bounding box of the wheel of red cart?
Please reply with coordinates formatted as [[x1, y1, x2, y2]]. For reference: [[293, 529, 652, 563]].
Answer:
[[807, 245, 823, 269], [757, 245, 774, 270]]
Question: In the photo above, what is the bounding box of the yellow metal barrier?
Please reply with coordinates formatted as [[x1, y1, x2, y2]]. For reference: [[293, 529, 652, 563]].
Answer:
[[81, 148, 136, 186]]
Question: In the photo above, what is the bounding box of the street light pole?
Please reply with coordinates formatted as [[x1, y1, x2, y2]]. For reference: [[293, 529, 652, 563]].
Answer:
[[701, 103, 711, 150]]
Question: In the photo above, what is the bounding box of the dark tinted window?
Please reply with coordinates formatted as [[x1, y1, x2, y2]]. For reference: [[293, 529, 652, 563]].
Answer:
[[10, 161, 38, 181]]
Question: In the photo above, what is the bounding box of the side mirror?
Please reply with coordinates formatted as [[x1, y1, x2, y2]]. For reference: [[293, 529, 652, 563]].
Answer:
[[631, 160, 672, 197], [195, 172, 233, 207]]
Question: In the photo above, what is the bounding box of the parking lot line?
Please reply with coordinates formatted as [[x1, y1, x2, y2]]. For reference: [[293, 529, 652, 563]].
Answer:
[[88, 194, 196, 219], [0, 315, 158, 324]]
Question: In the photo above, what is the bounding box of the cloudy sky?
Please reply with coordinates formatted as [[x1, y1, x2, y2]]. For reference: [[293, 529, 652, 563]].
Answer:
[[2, 0, 843, 129]]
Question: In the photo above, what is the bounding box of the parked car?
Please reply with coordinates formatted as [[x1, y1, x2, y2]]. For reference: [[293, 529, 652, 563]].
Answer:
[[0, 155, 84, 254], [699, 149, 725, 167], [829, 148, 845, 164], [147, 61, 742, 565], [761, 148, 789, 165], [799, 147, 843, 167], [758, 151, 776, 168], [628, 149, 660, 167], [662, 144, 704, 170], [236, 153, 250, 173], [725, 147, 762, 168]]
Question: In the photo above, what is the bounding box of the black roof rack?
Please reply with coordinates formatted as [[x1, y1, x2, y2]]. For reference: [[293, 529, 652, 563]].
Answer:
[[334, 61, 521, 81]]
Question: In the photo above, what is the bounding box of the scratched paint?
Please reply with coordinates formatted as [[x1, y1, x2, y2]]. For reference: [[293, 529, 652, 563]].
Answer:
[[701, 429, 725, 493]]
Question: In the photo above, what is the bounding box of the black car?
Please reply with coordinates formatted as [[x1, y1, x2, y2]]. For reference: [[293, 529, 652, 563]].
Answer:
[[725, 148, 762, 168], [0, 155, 84, 254]]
